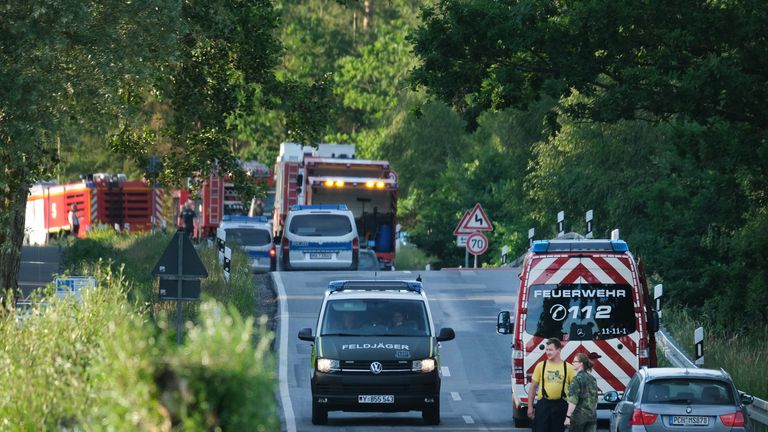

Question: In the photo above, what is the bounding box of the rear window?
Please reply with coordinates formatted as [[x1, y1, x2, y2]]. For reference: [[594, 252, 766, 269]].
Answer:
[[225, 228, 271, 246], [288, 214, 353, 236], [643, 379, 734, 405], [525, 284, 636, 341]]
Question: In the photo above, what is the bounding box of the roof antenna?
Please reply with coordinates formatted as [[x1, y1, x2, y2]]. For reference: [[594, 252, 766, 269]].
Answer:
[[416, 274, 422, 282]]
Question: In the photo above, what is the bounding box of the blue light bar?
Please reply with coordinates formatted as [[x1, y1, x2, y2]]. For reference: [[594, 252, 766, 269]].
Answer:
[[291, 204, 349, 211], [327, 280, 422, 294], [531, 239, 630, 253], [222, 215, 269, 223]]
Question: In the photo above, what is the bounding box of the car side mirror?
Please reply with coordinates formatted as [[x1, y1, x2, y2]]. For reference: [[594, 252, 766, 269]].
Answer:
[[436, 327, 455, 342], [604, 391, 620, 403], [497, 311, 513, 334], [298, 327, 314, 341], [651, 310, 660, 333], [740, 392, 754, 405]]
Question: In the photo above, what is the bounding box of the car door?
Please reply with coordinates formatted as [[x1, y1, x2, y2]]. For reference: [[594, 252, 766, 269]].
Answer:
[[612, 374, 641, 432]]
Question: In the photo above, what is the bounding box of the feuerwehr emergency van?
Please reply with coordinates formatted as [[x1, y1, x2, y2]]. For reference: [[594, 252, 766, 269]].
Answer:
[[496, 237, 659, 427], [298, 279, 455, 425]]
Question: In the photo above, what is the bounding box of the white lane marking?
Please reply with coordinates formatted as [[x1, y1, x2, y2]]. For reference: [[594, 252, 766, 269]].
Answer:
[[21, 261, 48, 265], [462, 415, 475, 424], [274, 272, 297, 432], [441, 366, 451, 377], [451, 391, 462, 401]]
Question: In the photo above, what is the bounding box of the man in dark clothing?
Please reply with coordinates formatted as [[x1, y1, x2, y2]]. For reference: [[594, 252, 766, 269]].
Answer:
[[180, 202, 196, 239]]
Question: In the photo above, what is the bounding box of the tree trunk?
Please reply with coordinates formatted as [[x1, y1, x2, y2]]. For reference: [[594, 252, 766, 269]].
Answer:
[[0, 180, 28, 310], [363, 0, 372, 31]]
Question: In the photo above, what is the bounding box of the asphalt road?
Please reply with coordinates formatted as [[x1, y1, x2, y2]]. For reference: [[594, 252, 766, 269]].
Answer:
[[18, 245, 60, 298], [274, 268, 526, 431]]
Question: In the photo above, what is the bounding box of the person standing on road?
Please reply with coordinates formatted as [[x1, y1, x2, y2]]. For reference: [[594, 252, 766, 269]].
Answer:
[[527, 338, 575, 432], [68, 204, 80, 238], [564, 353, 598, 432], [179, 201, 196, 240]]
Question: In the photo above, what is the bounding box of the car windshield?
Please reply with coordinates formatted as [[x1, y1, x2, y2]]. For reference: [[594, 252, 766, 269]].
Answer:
[[289, 214, 353, 236], [321, 299, 430, 337], [225, 228, 271, 246], [643, 379, 734, 405], [525, 284, 636, 340]]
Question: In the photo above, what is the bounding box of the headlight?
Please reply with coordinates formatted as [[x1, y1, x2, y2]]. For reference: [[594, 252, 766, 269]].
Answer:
[[412, 358, 436, 373], [316, 358, 340, 372]]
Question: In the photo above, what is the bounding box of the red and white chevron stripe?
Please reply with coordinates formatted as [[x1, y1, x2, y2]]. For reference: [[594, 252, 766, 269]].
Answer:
[[519, 254, 644, 395]]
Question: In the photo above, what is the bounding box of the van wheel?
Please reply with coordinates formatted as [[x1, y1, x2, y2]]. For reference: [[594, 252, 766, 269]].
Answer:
[[311, 402, 327, 425], [422, 398, 440, 425]]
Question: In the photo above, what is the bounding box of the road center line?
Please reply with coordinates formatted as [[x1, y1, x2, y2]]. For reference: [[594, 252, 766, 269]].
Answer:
[[451, 391, 462, 401], [274, 273, 297, 432]]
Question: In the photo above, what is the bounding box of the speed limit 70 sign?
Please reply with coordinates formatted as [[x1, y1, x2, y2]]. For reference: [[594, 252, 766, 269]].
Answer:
[[466, 232, 488, 256]]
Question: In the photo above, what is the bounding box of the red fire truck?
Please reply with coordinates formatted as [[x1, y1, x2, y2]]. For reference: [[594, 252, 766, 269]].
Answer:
[[173, 161, 273, 240], [273, 143, 398, 269], [25, 174, 163, 245]]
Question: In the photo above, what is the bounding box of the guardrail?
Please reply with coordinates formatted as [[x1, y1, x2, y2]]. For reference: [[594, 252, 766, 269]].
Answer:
[[657, 328, 768, 426]]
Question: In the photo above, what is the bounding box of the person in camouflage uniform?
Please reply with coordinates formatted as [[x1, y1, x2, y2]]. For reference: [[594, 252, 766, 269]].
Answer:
[[564, 353, 598, 432]]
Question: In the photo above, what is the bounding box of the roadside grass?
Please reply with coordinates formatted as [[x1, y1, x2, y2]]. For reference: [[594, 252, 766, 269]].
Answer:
[[2, 230, 280, 429], [395, 242, 438, 270], [662, 307, 767, 400]]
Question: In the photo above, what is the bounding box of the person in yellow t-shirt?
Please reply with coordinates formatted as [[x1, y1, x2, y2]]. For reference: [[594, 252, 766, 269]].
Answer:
[[527, 338, 575, 432]]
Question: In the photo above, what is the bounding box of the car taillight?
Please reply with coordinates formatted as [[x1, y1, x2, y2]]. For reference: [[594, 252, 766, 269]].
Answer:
[[720, 412, 746, 427], [352, 237, 359, 252], [269, 246, 276, 257], [630, 408, 657, 425]]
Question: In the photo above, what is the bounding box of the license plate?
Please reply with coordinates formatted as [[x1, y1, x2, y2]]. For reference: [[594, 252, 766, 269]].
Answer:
[[309, 252, 333, 259], [671, 416, 709, 426], [358, 395, 394, 403]]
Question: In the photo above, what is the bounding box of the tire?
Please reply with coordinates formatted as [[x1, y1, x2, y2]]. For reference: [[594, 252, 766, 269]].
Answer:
[[311, 401, 328, 425], [422, 398, 440, 425]]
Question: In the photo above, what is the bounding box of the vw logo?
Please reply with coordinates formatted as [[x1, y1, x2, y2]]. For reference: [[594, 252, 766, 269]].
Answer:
[[370, 361, 383, 375]]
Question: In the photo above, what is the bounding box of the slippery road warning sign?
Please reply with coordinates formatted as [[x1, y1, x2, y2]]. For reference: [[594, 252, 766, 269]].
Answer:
[[459, 203, 493, 232]]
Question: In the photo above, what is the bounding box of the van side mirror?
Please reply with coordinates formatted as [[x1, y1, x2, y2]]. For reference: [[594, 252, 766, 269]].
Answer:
[[497, 311, 513, 334], [298, 327, 314, 341], [604, 391, 620, 403], [436, 327, 455, 342], [651, 310, 660, 333]]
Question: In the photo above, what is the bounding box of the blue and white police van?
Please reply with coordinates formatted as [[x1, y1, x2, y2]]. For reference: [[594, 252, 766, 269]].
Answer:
[[219, 215, 276, 273], [281, 205, 359, 271]]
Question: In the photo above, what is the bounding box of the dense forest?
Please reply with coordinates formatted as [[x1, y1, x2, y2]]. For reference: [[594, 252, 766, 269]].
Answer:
[[3, 0, 766, 331]]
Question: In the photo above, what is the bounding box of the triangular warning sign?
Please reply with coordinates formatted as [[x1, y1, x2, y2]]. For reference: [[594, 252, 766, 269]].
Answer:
[[460, 203, 493, 231], [453, 211, 473, 235], [152, 231, 209, 277]]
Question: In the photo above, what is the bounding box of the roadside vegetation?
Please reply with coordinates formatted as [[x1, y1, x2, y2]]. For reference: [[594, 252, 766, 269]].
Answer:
[[0, 231, 278, 430], [662, 307, 768, 401], [394, 242, 438, 271]]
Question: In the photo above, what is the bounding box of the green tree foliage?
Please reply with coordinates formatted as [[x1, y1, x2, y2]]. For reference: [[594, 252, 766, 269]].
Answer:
[[0, 0, 180, 304], [409, 0, 768, 326]]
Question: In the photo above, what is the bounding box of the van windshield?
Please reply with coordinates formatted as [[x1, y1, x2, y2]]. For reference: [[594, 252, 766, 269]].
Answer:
[[321, 299, 430, 337], [225, 228, 271, 246], [525, 284, 636, 341], [289, 214, 353, 236]]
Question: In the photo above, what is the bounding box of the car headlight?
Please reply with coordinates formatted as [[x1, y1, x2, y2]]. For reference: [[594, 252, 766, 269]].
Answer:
[[412, 358, 436, 373], [316, 358, 340, 372]]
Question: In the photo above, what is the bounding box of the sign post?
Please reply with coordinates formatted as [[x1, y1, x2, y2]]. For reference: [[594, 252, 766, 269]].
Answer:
[[585, 209, 593, 239], [694, 326, 705, 366], [153, 231, 208, 344], [557, 211, 565, 237], [654, 284, 663, 319]]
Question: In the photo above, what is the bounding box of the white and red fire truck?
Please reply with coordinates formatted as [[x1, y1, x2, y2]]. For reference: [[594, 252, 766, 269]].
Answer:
[[173, 161, 273, 240], [25, 174, 163, 245], [496, 236, 659, 426], [273, 143, 398, 269]]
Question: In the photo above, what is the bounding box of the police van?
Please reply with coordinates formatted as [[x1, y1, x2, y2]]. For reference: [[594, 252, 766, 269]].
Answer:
[[496, 237, 659, 427], [281, 204, 359, 271], [297, 279, 456, 425], [219, 215, 276, 272]]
